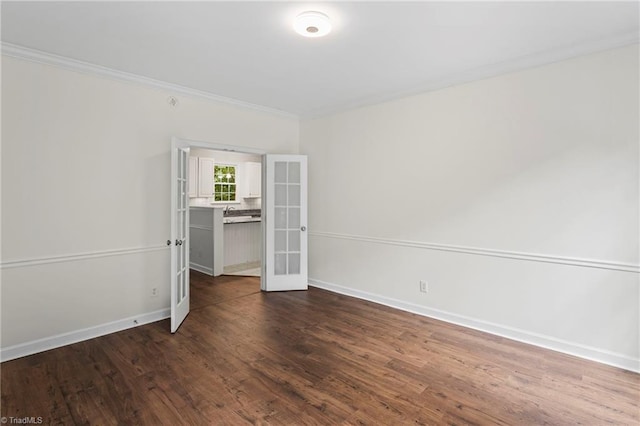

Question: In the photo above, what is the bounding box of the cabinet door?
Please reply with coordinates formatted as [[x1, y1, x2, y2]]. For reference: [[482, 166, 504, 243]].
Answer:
[[245, 162, 261, 197], [188, 157, 198, 198], [198, 157, 215, 197]]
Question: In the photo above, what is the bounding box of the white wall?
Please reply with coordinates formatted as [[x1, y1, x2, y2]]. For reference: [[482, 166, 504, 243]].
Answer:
[[2, 44, 638, 371], [300, 45, 640, 370], [1, 56, 298, 355]]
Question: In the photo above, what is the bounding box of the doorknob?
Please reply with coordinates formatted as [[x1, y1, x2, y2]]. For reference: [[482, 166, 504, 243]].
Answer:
[[176, 239, 183, 246], [301, 226, 306, 231], [167, 240, 172, 246]]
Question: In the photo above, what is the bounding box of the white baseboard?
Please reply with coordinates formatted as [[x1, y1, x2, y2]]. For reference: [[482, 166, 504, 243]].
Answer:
[[309, 278, 640, 373], [4, 279, 637, 373], [190, 262, 213, 276], [0, 308, 170, 363]]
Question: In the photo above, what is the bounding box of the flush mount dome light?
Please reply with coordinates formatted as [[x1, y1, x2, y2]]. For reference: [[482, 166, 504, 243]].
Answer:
[[294, 11, 331, 37]]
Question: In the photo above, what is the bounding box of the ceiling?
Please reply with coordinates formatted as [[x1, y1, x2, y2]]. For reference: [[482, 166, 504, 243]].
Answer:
[[2, 1, 638, 118]]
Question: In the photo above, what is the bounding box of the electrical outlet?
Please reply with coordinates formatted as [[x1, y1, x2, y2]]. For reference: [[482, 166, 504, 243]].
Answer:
[[151, 287, 158, 297], [419, 280, 428, 293]]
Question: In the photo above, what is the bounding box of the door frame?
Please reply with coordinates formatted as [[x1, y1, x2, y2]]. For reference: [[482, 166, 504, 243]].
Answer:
[[171, 136, 267, 296]]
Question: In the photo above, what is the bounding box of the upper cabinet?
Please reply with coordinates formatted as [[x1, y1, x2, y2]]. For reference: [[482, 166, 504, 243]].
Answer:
[[190, 157, 260, 200], [188, 157, 198, 198], [188, 156, 215, 198], [243, 162, 261, 198], [198, 157, 215, 197]]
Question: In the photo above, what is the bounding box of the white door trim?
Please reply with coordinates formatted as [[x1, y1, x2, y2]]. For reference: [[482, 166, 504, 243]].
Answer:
[[173, 137, 267, 156]]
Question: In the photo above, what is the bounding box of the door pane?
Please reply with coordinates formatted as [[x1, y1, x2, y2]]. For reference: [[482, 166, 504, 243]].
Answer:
[[177, 272, 181, 302], [288, 162, 300, 183], [288, 185, 300, 206], [181, 240, 186, 270], [275, 162, 287, 183], [288, 230, 300, 252], [275, 230, 287, 252], [178, 238, 183, 271], [275, 207, 287, 229], [275, 184, 287, 206], [275, 253, 287, 275], [288, 253, 300, 274], [288, 207, 300, 229]]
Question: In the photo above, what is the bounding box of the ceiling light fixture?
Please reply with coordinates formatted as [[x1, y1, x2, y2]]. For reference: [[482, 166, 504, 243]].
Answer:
[[294, 11, 332, 38]]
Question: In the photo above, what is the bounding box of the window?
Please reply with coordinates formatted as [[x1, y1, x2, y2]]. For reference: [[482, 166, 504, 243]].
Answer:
[[214, 164, 237, 202]]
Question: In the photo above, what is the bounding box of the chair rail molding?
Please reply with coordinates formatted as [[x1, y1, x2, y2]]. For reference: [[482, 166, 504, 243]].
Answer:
[[309, 231, 640, 274], [0, 245, 169, 269]]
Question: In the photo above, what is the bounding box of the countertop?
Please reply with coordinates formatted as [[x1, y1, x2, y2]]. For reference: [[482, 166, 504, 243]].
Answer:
[[224, 208, 262, 224], [189, 206, 261, 223], [223, 217, 261, 224], [224, 208, 261, 224]]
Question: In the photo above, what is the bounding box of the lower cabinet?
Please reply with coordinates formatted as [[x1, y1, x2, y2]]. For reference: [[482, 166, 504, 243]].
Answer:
[[189, 207, 224, 276], [223, 221, 261, 268]]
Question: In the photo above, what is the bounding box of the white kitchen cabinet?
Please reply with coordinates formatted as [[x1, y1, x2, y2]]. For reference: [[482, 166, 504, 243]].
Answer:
[[243, 161, 261, 198], [197, 157, 215, 198], [188, 156, 198, 198], [223, 221, 261, 267], [189, 155, 215, 198], [189, 207, 224, 276]]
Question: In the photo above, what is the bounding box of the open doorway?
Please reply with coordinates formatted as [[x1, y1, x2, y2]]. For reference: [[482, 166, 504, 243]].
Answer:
[[189, 147, 262, 278], [170, 137, 308, 332], [170, 137, 266, 332]]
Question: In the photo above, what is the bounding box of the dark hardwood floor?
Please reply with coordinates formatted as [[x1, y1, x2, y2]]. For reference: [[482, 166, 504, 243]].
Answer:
[[2, 271, 639, 425]]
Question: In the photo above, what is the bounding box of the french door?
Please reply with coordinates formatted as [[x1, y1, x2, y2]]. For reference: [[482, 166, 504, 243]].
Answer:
[[170, 138, 190, 332], [262, 155, 308, 291], [169, 148, 307, 332]]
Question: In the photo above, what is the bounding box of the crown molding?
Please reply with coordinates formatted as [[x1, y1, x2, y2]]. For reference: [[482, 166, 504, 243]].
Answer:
[[302, 30, 640, 119], [1, 42, 298, 120], [3, 31, 638, 121]]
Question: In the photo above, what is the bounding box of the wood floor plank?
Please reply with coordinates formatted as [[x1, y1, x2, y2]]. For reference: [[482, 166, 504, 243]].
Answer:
[[2, 273, 638, 425]]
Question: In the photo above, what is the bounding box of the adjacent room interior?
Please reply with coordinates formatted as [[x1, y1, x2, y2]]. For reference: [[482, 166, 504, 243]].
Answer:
[[1, 1, 638, 424], [188, 148, 263, 278]]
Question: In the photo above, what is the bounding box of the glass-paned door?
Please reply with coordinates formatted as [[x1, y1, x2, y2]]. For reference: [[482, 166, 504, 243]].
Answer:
[[171, 138, 190, 332], [263, 155, 308, 291]]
